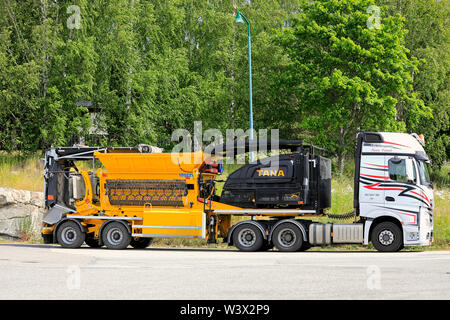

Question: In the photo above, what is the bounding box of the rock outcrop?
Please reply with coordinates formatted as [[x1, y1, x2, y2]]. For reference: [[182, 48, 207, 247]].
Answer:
[[0, 187, 43, 240]]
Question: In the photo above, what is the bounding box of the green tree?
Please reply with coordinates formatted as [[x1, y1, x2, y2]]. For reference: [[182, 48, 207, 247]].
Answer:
[[0, 0, 92, 152], [380, 0, 449, 168], [275, 0, 430, 171], [1, 0, 444, 165]]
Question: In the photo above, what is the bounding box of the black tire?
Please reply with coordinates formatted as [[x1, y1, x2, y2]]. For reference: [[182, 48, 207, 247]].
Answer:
[[298, 243, 312, 252], [259, 242, 274, 251], [101, 222, 131, 250], [130, 237, 153, 249], [232, 224, 264, 252], [85, 237, 102, 248], [272, 223, 304, 252], [56, 221, 85, 248], [42, 233, 53, 244], [371, 221, 403, 252]]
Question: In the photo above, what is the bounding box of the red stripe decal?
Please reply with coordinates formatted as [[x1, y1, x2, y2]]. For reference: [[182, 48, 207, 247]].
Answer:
[[383, 141, 410, 148], [364, 185, 404, 191], [399, 212, 416, 224], [363, 182, 381, 189], [363, 182, 404, 191], [364, 163, 389, 168], [361, 174, 389, 180], [410, 190, 430, 205]]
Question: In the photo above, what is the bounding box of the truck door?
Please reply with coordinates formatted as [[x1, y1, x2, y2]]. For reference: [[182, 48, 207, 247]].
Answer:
[[359, 155, 385, 204], [385, 155, 420, 225]]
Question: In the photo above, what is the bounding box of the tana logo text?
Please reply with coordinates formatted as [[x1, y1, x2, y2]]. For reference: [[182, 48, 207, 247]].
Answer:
[[256, 169, 285, 177]]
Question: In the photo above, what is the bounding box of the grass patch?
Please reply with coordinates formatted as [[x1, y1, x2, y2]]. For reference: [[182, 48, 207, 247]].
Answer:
[[0, 151, 43, 192], [431, 187, 450, 249], [430, 165, 450, 189], [151, 237, 231, 249], [0, 151, 98, 192], [18, 216, 34, 242]]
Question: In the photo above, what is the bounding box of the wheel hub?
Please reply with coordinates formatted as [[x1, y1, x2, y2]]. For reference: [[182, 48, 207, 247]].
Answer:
[[62, 227, 77, 243], [278, 228, 297, 247], [107, 228, 123, 245], [379, 230, 394, 246], [238, 228, 256, 247]]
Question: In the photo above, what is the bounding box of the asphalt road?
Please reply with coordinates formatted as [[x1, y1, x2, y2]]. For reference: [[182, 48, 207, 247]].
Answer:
[[0, 243, 449, 300]]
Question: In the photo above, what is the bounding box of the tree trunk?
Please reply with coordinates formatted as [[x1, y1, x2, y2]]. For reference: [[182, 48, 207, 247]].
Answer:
[[337, 150, 344, 173], [337, 127, 345, 172], [126, 0, 135, 111], [40, 0, 48, 98]]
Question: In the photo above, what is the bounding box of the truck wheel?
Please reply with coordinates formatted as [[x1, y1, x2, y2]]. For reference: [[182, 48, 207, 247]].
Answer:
[[85, 237, 102, 248], [130, 237, 153, 249], [42, 233, 53, 244], [272, 223, 304, 252], [298, 243, 311, 252], [259, 242, 274, 251], [371, 222, 403, 252], [101, 222, 131, 250], [232, 224, 264, 252], [56, 221, 85, 248]]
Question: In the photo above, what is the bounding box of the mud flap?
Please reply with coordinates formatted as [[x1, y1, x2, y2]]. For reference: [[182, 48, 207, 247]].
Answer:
[[42, 204, 74, 224]]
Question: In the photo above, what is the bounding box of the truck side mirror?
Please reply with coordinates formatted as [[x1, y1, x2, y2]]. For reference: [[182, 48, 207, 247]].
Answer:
[[390, 156, 402, 164]]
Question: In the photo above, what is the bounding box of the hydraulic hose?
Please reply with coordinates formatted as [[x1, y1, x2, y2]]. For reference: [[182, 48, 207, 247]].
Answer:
[[326, 211, 356, 220]]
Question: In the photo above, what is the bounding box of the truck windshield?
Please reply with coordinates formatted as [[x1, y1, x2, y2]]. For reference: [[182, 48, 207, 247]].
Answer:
[[417, 160, 431, 185]]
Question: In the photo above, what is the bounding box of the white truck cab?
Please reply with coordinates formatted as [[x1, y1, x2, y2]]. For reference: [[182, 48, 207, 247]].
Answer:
[[354, 132, 434, 251]]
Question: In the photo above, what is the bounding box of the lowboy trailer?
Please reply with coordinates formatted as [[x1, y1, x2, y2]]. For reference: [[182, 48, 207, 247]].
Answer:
[[41, 132, 433, 252]]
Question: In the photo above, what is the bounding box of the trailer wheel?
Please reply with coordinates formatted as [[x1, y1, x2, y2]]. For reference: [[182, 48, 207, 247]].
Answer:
[[130, 237, 153, 249], [56, 221, 85, 248], [85, 237, 102, 248], [101, 222, 131, 250], [259, 242, 274, 251], [272, 223, 303, 252], [298, 243, 311, 252], [371, 221, 403, 252], [232, 224, 264, 252]]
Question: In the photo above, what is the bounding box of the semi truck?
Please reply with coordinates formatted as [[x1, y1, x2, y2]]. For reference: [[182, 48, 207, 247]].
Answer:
[[41, 131, 434, 252]]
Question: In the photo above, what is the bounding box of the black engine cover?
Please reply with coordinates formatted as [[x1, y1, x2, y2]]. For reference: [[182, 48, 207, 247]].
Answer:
[[219, 154, 331, 211]]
